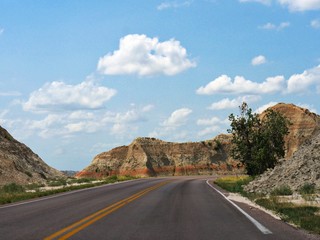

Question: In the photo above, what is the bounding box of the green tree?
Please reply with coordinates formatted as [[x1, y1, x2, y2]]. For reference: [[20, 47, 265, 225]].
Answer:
[[228, 102, 289, 176]]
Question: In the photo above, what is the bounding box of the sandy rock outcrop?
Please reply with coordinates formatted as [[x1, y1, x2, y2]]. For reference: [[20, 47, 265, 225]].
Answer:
[[262, 103, 320, 158], [77, 134, 238, 178], [244, 131, 320, 194], [0, 126, 65, 186]]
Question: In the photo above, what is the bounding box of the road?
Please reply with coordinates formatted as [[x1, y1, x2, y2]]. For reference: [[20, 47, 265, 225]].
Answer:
[[0, 177, 318, 240]]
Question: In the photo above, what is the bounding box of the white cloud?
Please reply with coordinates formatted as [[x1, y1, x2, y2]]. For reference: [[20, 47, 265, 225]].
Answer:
[[196, 117, 229, 137], [208, 95, 261, 110], [255, 102, 278, 113], [241, 0, 320, 11], [251, 55, 267, 66], [23, 80, 116, 112], [311, 19, 320, 29], [162, 108, 192, 127], [0, 28, 4, 35], [286, 65, 320, 93], [278, 0, 320, 11], [142, 104, 155, 112], [149, 108, 193, 140], [157, 1, 193, 10], [259, 22, 290, 30], [239, 0, 271, 5], [0, 91, 21, 97], [97, 34, 196, 76], [197, 116, 221, 126], [196, 75, 285, 95]]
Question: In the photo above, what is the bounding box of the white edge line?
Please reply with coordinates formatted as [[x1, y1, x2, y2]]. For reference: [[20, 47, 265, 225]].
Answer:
[[206, 179, 272, 235], [0, 178, 142, 209]]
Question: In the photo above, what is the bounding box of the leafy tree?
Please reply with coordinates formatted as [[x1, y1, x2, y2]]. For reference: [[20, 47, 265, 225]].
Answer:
[[228, 102, 289, 176]]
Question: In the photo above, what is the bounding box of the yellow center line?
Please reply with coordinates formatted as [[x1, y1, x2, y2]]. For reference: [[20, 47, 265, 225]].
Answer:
[[44, 181, 170, 240]]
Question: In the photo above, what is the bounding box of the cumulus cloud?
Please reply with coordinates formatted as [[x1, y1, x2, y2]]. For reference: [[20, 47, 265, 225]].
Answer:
[[259, 22, 290, 31], [97, 34, 196, 76], [251, 55, 267, 66], [311, 19, 320, 29], [162, 108, 192, 127], [239, 0, 271, 5], [23, 80, 116, 112], [149, 108, 193, 140], [157, 0, 193, 10], [196, 75, 285, 95], [196, 116, 228, 137], [208, 95, 261, 110], [286, 65, 320, 93], [18, 106, 146, 139], [241, 0, 320, 11], [278, 0, 320, 11], [255, 102, 278, 113]]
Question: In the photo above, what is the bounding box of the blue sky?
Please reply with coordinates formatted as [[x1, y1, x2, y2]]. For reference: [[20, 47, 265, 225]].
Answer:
[[1, 0, 320, 170]]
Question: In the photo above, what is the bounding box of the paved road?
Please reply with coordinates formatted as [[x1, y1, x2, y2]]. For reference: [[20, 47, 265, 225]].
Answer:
[[0, 177, 318, 240]]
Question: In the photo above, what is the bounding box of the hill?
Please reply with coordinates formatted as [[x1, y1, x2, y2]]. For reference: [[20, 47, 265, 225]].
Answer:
[[77, 134, 237, 178], [78, 103, 320, 179], [0, 125, 65, 186]]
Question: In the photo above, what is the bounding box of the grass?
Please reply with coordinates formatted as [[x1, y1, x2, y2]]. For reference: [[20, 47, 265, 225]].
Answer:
[[214, 176, 320, 235], [0, 175, 137, 205], [270, 185, 293, 196], [256, 197, 320, 234], [214, 175, 253, 195]]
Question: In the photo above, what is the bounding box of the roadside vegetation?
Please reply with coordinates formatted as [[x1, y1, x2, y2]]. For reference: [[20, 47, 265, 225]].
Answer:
[[0, 175, 137, 205], [214, 176, 320, 235], [228, 102, 290, 176]]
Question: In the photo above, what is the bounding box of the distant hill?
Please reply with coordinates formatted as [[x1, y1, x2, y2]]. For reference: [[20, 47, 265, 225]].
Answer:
[[78, 103, 320, 179], [77, 134, 237, 178], [0, 125, 65, 186]]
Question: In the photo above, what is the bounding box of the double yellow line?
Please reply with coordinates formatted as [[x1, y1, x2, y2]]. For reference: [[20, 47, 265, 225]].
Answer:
[[44, 181, 169, 240]]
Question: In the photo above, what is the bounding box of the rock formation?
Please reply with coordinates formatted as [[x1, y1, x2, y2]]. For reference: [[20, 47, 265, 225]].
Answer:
[[244, 131, 320, 194], [77, 134, 239, 178], [0, 126, 65, 186], [261, 103, 320, 158], [78, 103, 320, 179]]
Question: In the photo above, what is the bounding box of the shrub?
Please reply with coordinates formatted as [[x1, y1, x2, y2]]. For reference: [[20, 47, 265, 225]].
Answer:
[[299, 183, 316, 195], [2, 183, 25, 193], [270, 185, 293, 196], [48, 179, 67, 186]]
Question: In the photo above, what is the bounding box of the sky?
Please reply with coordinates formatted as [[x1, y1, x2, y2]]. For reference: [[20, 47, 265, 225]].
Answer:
[[1, 0, 320, 170]]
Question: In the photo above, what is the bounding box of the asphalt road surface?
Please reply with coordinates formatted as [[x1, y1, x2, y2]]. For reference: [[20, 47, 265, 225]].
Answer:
[[0, 177, 319, 240]]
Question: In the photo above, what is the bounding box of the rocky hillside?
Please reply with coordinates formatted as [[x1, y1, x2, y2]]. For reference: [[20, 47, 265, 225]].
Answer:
[[262, 103, 320, 158], [0, 126, 65, 186], [244, 131, 320, 194], [77, 134, 238, 178], [78, 103, 320, 179]]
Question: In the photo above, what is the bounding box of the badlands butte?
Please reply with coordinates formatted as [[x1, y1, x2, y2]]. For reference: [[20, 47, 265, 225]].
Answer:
[[77, 103, 320, 187], [1, 103, 320, 193]]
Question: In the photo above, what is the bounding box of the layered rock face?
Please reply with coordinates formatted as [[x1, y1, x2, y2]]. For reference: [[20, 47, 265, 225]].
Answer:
[[244, 131, 320, 194], [262, 103, 320, 158], [0, 126, 65, 186], [78, 103, 320, 179], [77, 134, 238, 178]]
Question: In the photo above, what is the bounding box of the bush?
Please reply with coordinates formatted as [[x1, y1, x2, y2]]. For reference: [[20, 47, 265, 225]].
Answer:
[[48, 179, 67, 186], [299, 183, 316, 195], [270, 185, 293, 196], [2, 183, 25, 193]]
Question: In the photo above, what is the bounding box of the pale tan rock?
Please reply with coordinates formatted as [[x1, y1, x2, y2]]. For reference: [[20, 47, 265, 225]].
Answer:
[[0, 126, 65, 186]]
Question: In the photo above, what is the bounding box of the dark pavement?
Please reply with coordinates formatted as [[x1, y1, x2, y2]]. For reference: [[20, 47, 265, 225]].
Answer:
[[0, 177, 318, 240]]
